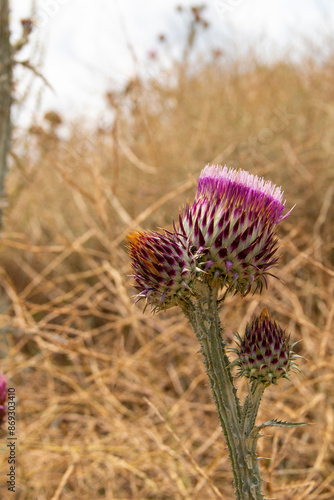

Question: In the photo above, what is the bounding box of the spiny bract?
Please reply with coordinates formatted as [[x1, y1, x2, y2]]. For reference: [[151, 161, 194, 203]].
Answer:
[[127, 229, 200, 312], [177, 164, 290, 295], [232, 308, 300, 384]]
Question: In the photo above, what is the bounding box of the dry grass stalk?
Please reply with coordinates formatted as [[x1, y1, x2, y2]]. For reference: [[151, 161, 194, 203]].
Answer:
[[0, 34, 333, 499]]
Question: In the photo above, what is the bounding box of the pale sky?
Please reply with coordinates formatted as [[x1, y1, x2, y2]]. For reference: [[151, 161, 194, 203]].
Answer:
[[10, 0, 334, 127]]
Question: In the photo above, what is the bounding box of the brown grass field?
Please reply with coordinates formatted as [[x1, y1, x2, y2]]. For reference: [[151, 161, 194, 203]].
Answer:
[[0, 17, 333, 500]]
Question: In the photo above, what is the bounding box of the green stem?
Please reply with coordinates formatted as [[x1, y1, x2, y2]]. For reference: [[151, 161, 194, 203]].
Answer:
[[242, 382, 266, 437], [181, 284, 264, 500]]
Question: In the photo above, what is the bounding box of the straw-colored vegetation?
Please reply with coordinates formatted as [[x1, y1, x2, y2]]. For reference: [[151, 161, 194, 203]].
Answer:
[[0, 7, 333, 499]]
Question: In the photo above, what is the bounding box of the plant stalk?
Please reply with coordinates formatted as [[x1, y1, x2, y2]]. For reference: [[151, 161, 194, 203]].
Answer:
[[0, 0, 12, 230], [242, 382, 266, 438], [181, 284, 264, 499]]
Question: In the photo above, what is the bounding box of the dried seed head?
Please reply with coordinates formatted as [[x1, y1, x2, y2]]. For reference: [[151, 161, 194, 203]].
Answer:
[[233, 308, 300, 384], [127, 230, 199, 312], [178, 164, 290, 295]]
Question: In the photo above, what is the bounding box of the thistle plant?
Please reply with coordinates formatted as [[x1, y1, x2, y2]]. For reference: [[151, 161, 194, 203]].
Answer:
[[127, 164, 304, 499]]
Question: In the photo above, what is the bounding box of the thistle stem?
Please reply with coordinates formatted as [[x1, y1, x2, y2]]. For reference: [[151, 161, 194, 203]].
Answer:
[[181, 285, 264, 500], [242, 382, 266, 437]]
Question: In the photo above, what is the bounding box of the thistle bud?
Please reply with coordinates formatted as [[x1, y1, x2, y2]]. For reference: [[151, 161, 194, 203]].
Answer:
[[233, 308, 300, 384], [127, 229, 199, 312]]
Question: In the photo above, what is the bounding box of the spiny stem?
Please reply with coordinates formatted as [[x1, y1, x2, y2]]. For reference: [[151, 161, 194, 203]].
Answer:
[[181, 284, 264, 500], [242, 382, 266, 437]]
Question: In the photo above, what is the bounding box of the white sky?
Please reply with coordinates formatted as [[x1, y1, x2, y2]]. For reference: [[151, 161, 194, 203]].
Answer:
[[10, 0, 334, 127]]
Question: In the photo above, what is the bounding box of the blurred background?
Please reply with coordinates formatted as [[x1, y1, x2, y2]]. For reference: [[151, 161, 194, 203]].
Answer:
[[10, 0, 334, 125], [0, 1, 333, 498]]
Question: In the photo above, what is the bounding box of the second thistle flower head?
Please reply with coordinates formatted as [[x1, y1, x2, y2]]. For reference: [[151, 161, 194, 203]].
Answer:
[[127, 229, 199, 312], [232, 308, 300, 385], [178, 165, 290, 295]]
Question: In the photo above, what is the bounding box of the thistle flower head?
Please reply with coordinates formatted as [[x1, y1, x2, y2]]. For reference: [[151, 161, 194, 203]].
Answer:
[[178, 164, 290, 295], [0, 373, 7, 426], [127, 229, 199, 312], [233, 308, 299, 384]]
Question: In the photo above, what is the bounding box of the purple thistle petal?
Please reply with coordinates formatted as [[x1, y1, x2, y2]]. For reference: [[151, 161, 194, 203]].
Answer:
[[225, 261, 233, 273]]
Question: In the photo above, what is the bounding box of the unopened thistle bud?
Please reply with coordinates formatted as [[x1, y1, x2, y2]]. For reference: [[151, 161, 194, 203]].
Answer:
[[177, 165, 290, 295], [127, 229, 200, 312], [233, 308, 300, 384]]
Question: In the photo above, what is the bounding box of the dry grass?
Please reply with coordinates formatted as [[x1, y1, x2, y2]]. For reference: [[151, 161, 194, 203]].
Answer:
[[0, 25, 333, 500]]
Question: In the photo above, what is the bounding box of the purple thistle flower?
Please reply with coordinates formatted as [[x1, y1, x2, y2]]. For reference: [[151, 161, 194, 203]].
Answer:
[[0, 373, 7, 426], [232, 308, 300, 384], [177, 164, 290, 295], [127, 229, 199, 312]]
